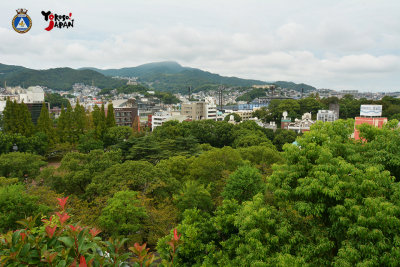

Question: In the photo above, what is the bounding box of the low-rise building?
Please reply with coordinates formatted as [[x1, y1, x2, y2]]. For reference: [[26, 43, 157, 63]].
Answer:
[[317, 110, 338, 122], [287, 113, 315, 133]]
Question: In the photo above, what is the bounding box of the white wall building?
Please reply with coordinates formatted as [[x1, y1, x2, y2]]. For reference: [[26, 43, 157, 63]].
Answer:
[[19, 86, 45, 103], [317, 110, 338, 122], [152, 111, 188, 131]]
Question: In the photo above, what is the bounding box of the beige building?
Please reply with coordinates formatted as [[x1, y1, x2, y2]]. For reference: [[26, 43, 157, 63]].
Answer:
[[180, 98, 217, 121]]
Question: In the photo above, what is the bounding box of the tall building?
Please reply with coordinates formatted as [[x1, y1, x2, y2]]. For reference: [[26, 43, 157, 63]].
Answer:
[[180, 97, 217, 121]]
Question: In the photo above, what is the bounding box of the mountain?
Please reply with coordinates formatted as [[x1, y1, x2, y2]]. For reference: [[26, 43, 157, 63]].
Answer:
[[0, 61, 317, 94], [273, 81, 316, 92], [0, 64, 125, 90], [82, 61, 270, 93]]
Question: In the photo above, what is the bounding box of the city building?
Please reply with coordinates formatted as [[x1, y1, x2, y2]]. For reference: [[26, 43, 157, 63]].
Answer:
[[317, 110, 338, 122], [354, 117, 387, 140], [151, 111, 188, 131], [287, 113, 315, 133], [180, 97, 217, 121], [353, 105, 387, 140], [111, 99, 138, 127], [263, 121, 278, 131], [281, 111, 291, 129], [20, 86, 45, 103]]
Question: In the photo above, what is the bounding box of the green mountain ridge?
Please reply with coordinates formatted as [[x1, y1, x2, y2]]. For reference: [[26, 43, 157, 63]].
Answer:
[[0, 62, 316, 93], [0, 64, 124, 90]]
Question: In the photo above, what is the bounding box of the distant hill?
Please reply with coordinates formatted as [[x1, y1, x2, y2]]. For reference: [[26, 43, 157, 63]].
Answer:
[[0, 61, 317, 93], [82, 61, 270, 93], [0, 64, 125, 90], [274, 81, 316, 92]]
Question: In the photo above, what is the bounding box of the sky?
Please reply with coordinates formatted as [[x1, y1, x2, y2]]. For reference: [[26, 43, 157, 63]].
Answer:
[[1, 0, 400, 92]]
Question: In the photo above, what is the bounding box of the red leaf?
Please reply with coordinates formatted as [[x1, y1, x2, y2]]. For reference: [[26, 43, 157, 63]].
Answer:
[[79, 255, 87, 267], [20, 232, 27, 241], [173, 228, 181, 241], [45, 225, 57, 238], [69, 224, 83, 233], [89, 227, 101, 237], [56, 212, 70, 224], [57, 196, 69, 210]]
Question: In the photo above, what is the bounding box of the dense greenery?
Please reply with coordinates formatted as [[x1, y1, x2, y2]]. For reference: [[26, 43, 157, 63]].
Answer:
[[236, 88, 267, 102], [0, 65, 125, 90], [273, 81, 316, 92], [44, 93, 70, 108], [2, 95, 400, 265]]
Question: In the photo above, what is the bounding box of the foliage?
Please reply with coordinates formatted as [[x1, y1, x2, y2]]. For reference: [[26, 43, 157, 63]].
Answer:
[[0, 152, 46, 181], [44, 93, 70, 108], [0, 184, 50, 232], [273, 129, 298, 151], [98, 191, 147, 239], [36, 102, 56, 144], [0, 66, 125, 90], [236, 88, 267, 102], [2, 99, 34, 137], [0, 197, 147, 266], [174, 181, 214, 215], [224, 113, 242, 122], [222, 165, 265, 203]]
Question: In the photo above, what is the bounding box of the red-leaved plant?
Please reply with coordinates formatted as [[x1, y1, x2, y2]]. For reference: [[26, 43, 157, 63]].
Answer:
[[0, 196, 183, 267]]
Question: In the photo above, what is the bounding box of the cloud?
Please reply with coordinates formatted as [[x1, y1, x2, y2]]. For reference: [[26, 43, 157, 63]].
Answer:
[[0, 0, 399, 91]]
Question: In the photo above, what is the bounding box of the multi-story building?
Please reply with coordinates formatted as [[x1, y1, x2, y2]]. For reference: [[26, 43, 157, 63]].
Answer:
[[180, 97, 217, 121], [151, 111, 188, 131], [111, 99, 138, 127], [317, 110, 338, 122], [20, 86, 45, 103]]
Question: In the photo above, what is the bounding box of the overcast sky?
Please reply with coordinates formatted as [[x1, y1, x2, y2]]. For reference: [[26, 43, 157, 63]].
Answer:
[[1, 0, 400, 91]]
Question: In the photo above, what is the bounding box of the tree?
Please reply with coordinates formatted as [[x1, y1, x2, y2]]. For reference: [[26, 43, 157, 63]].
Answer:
[[273, 129, 298, 151], [0, 184, 50, 232], [224, 113, 242, 122], [92, 104, 107, 139], [77, 130, 104, 153], [19, 101, 34, 137], [106, 102, 116, 128], [0, 152, 46, 181], [87, 160, 158, 198], [36, 102, 56, 143], [57, 104, 67, 142], [174, 180, 214, 215], [98, 190, 147, 239], [74, 99, 87, 136], [3, 100, 34, 137], [222, 165, 265, 203], [103, 126, 133, 147]]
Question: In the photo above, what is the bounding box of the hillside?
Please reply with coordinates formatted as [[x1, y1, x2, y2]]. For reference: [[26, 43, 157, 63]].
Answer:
[[274, 81, 316, 92], [83, 61, 270, 93], [0, 65, 125, 90], [0, 62, 317, 93]]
